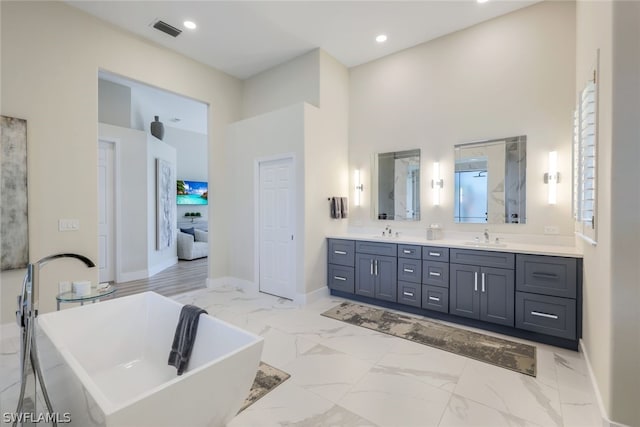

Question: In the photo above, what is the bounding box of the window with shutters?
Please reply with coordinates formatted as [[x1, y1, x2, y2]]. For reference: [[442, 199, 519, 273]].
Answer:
[[573, 66, 598, 244]]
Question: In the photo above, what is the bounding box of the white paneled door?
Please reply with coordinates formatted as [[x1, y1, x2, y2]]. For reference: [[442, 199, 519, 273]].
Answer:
[[258, 156, 295, 300], [98, 141, 115, 283]]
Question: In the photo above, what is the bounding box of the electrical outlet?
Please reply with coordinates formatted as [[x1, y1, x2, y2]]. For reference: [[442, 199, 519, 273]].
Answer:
[[58, 281, 71, 293], [544, 226, 560, 235]]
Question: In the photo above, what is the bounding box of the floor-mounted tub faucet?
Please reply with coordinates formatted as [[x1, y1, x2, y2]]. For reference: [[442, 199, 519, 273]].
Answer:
[[15, 253, 95, 427]]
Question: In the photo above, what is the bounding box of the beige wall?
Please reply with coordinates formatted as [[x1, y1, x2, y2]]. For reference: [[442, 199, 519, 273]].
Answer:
[[575, 1, 614, 422], [226, 104, 307, 293], [609, 3, 640, 424], [242, 50, 320, 119], [0, 1, 242, 313], [577, 1, 640, 425], [348, 1, 576, 237], [303, 51, 350, 294], [227, 49, 349, 298]]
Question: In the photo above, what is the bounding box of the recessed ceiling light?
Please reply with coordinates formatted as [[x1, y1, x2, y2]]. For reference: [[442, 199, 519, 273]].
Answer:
[[477, 0, 489, 3], [376, 34, 387, 43], [183, 21, 197, 30]]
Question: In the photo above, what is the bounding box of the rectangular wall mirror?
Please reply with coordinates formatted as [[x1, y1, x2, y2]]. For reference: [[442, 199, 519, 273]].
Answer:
[[372, 149, 421, 221], [454, 136, 526, 224]]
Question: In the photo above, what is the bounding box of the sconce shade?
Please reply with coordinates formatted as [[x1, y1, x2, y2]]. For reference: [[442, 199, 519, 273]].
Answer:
[[432, 162, 443, 205], [354, 169, 363, 206], [546, 151, 559, 204]]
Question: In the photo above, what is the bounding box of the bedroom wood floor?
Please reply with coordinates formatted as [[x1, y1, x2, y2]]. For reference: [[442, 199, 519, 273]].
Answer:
[[111, 258, 208, 299]]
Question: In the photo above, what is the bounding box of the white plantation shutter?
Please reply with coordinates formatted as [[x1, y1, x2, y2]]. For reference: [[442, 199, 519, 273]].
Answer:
[[573, 73, 598, 244]]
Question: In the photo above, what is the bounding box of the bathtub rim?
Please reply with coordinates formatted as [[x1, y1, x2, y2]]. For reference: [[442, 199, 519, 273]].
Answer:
[[37, 291, 264, 416]]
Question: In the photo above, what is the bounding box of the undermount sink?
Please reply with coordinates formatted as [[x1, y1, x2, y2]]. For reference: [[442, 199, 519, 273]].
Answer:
[[463, 241, 508, 248]]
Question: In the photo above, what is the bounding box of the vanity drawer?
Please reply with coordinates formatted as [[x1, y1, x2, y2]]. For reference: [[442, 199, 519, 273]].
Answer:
[[398, 244, 421, 260], [422, 246, 449, 262], [397, 281, 421, 308], [398, 258, 421, 284], [355, 241, 397, 257], [422, 261, 449, 287], [328, 239, 355, 267], [328, 264, 355, 294], [450, 249, 514, 269], [515, 292, 576, 340], [516, 255, 577, 298], [422, 285, 449, 313]]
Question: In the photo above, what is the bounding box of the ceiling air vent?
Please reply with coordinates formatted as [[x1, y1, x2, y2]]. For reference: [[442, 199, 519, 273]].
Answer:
[[152, 20, 182, 38]]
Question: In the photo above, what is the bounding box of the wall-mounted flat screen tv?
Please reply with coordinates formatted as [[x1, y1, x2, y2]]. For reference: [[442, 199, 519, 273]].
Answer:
[[177, 180, 208, 205]]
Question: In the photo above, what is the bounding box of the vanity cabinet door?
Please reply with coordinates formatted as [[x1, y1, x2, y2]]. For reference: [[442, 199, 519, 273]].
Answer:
[[451, 263, 514, 326], [480, 267, 515, 327], [374, 255, 397, 302], [449, 263, 480, 320], [355, 253, 397, 302], [355, 254, 375, 298]]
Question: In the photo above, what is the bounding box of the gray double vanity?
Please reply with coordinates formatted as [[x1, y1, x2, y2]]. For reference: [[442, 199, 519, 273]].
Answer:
[[327, 237, 582, 350]]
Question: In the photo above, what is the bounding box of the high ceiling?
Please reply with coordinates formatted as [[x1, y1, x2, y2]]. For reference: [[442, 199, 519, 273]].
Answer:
[[69, 0, 539, 80]]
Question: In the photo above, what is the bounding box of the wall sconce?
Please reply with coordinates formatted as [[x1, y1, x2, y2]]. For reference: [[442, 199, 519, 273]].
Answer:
[[544, 151, 560, 205], [431, 162, 444, 206], [354, 169, 364, 206]]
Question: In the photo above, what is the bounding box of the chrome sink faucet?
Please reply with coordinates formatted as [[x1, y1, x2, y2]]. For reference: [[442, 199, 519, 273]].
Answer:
[[484, 228, 490, 243]]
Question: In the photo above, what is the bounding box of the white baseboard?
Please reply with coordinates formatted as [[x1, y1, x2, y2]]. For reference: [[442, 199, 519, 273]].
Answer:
[[0, 321, 19, 339], [148, 257, 178, 277], [294, 286, 329, 305], [118, 269, 149, 283], [579, 340, 630, 427]]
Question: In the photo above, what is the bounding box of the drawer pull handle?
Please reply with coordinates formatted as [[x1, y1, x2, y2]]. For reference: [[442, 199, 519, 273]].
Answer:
[[403, 291, 414, 297], [429, 271, 441, 277], [334, 250, 347, 255], [428, 252, 441, 257], [403, 249, 412, 254], [429, 296, 440, 302], [333, 276, 347, 281], [532, 272, 559, 279], [531, 311, 559, 320], [403, 268, 414, 273]]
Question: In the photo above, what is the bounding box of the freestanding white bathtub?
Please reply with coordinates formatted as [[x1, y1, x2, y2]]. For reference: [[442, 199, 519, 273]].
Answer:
[[37, 291, 263, 426]]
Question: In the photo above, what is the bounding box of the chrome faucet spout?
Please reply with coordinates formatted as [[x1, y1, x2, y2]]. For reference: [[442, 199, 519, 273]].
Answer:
[[35, 253, 96, 268]]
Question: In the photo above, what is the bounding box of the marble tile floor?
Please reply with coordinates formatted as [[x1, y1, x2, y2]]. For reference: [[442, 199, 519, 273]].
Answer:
[[0, 283, 603, 427]]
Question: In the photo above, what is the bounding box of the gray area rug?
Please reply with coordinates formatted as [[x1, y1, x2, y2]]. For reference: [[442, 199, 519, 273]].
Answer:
[[239, 362, 290, 413], [322, 302, 536, 377]]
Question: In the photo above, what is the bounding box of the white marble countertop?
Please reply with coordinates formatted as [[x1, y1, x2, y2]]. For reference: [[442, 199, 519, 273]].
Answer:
[[327, 233, 583, 258]]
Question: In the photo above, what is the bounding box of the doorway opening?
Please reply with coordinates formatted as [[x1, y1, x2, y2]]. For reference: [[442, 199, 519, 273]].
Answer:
[[97, 70, 209, 290]]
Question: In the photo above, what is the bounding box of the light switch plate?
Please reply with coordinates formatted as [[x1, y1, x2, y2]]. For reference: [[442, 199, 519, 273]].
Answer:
[[59, 219, 80, 231], [544, 225, 560, 235]]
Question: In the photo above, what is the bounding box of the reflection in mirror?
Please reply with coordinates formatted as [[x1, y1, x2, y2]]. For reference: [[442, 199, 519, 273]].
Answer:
[[373, 149, 421, 221], [454, 136, 526, 224]]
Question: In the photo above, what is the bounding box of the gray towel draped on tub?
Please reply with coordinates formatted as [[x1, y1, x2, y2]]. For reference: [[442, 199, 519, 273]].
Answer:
[[168, 304, 208, 375], [330, 197, 348, 219]]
